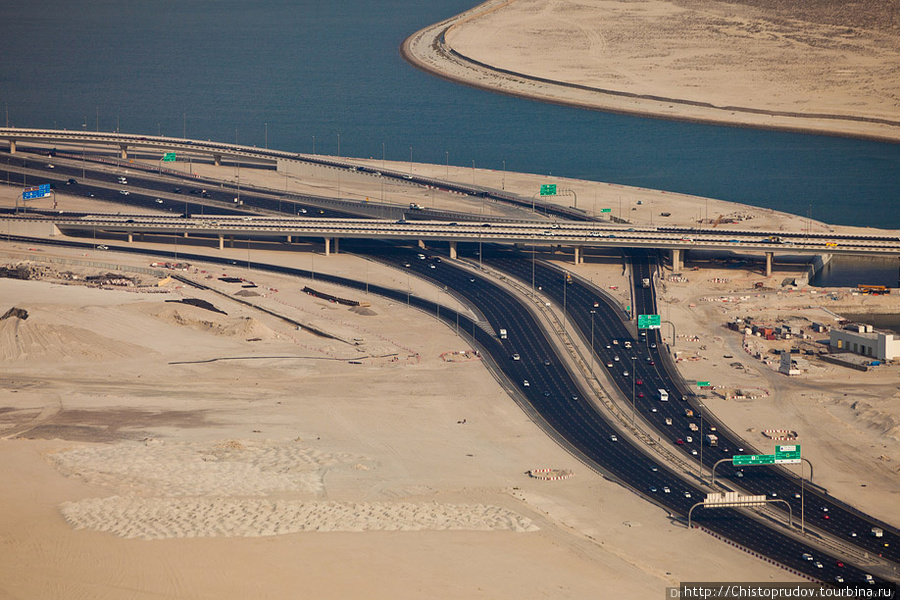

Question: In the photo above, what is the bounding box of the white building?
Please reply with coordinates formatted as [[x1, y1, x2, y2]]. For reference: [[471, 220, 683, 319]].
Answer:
[[829, 324, 900, 361]]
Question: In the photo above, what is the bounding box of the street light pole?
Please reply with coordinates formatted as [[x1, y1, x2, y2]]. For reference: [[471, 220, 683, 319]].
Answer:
[[631, 356, 636, 422], [590, 311, 596, 381]]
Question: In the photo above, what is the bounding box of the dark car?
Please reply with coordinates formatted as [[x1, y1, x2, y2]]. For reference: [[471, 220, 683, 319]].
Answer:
[[66, 178, 77, 185]]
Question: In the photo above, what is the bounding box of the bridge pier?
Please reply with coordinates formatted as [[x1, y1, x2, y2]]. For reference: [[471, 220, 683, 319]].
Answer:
[[324, 237, 339, 255], [449, 241, 457, 260], [671, 248, 682, 272], [574, 246, 584, 265], [213, 154, 221, 167], [286, 235, 292, 244], [119, 144, 128, 159], [417, 239, 426, 250], [218, 235, 224, 250], [8, 139, 15, 154], [765, 251, 773, 277], [127, 232, 133, 243]]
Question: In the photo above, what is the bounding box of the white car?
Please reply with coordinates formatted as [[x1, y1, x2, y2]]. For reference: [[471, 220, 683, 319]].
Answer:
[[523, 380, 530, 387], [609, 435, 618, 442], [663, 486, 670, 493], [512, 353, 520, 361], [95, 244, 108, 250], [119, 190, 130, 195]]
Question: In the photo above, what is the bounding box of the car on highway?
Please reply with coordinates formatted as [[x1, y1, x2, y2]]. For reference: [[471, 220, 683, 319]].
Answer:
[[663, 486, 670, 493], [155, 198, 163, 203], [66, 178, 77, 184], [637, 392, 644, 398], [298, 208, 308, 214], [636, 379, 643, 386], [676, 439, 684, 445], [606, 362, 613, 368], [684, 491, 691, 498], [609, 435, 618, 442], [650, 466, 658, 472], [542, 391, 551, 397], [649, 485, 658, 493], [835, 576, 844, 584], [623, 371, 629, 377], [650, 343, 657, 349], [685, 436, 693, 443], [96, 244, 108, 250], [802, 553, 813, 561], [543, 359, 551, 366], [613, 356, 620, 362], [512, 353, 521, 361], [815, 562, 823, 569], [119, 190, 130, 195], [523, 380, 530, 387]]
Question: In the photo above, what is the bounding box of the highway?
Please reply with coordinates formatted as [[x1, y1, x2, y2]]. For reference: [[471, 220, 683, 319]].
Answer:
[[3, 150, 898, 586], [473, 244, 899, 564], [6, 230, 894, 587]]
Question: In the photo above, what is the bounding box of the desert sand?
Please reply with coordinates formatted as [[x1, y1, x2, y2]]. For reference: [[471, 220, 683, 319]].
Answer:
[[403, 0, 900, 142]]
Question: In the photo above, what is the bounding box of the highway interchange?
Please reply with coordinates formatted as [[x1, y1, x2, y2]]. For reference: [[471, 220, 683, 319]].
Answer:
[[1, 144, 898, 589]]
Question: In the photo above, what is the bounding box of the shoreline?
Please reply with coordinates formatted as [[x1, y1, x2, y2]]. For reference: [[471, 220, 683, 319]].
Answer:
[[401, 0, 900, 144]]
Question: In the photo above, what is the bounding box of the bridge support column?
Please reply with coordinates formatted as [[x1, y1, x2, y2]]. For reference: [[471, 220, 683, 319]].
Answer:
[[671, 248, 682, 272], [119, 144, 128, 159], [8, 139, 15, 154], [765, 251, 773, 277], [286, 235, 292, 244], [449, 241, 457, 260], [218, 235, 224, 250], [574, 246, 585, 265], [127, 232, 133, 243], [417, 239, 426, 250], [324, 237, 331, 256], [213, 154, 221, 166], [333, 238, 339, 254], [229, 235, 234, 248]]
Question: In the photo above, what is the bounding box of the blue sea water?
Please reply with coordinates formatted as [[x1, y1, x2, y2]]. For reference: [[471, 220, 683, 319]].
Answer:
[[1, 0, 898, 228]]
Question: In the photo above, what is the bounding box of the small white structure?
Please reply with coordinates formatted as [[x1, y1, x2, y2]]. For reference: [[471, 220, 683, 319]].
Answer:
[[830, 324, 900, 361]]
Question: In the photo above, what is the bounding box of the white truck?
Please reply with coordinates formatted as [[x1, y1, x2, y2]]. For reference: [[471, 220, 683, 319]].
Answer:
[[499, 329, 508, 339], [641, 278, 650, 288], [658, 389, 669, 402]]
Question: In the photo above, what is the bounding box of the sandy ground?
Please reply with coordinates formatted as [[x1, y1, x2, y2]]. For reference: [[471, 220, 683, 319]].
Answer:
[[1, 159, 898, 597], [403, 0, 900, 142]]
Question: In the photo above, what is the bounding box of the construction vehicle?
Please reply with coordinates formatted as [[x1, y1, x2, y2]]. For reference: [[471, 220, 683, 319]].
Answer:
[[857, 285, 890, 295]]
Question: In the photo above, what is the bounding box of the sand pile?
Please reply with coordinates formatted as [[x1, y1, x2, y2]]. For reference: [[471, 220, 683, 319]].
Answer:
[[60, 498, 538, 539], [51, 439, 538, 539], [847, 397, 900, 443], [149, 306, 281, 341], [48, 439, 354, 496], [0, 307, 145, 362]]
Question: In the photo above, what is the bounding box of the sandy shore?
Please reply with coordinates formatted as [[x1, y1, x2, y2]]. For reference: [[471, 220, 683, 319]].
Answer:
[[402, 0, 900, 142]]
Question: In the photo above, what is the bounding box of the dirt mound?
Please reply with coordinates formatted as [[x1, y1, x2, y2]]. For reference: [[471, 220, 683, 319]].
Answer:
[[0, 312, 146, 363], [147, 305, 280, 341]]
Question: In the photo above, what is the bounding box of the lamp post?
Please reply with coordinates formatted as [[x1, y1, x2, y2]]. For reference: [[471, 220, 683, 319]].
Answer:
[[629, 356, 636, 421], [590, 310, 596, 381], [699, 402, 705, 482]]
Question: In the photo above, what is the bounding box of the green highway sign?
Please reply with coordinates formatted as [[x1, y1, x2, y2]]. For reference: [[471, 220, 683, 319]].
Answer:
[[540, 184, 557, 196], [163, 152, 177, 162], [775, 444, 801, 464], [733, 454, 775, 466], [637, 314, 661, 330], [697, 381, 711, 388], [600, 208, 612, 213]]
